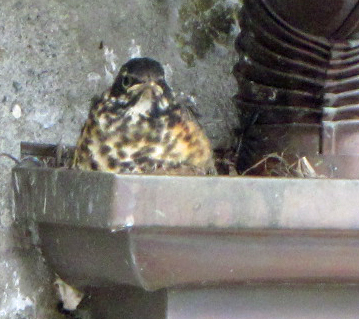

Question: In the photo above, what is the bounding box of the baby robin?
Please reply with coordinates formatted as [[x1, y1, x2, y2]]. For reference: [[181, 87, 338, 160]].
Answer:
[[73, 57, 216, 175]]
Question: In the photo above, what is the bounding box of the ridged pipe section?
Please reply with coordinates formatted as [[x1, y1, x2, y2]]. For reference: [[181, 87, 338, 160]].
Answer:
[[235, 0, 359, 175]]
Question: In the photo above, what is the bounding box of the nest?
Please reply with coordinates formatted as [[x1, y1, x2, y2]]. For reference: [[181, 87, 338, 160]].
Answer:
[[241, 153, 325, 178]]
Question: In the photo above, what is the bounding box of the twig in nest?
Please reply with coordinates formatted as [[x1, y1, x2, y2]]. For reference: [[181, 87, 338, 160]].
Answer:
[[241, 153, 288, 176], [242, 153, 324, 178], [0, 153, 20, 165]]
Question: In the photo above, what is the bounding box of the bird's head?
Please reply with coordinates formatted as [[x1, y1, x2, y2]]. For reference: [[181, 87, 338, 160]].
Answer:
[[109, 57, 174, 117]]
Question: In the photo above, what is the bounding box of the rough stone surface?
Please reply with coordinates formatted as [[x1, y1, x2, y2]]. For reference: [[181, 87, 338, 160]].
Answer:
[[0, 0, 241, 317]]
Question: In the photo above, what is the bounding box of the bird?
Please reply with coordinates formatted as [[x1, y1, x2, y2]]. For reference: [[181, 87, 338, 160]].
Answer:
[[72, 57, 216, 175]]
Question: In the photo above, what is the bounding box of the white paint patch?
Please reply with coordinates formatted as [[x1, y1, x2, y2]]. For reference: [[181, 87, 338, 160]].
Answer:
[[0, 269, 34, 316], [87, 72, 101, 83], [188, 95, 197, 105], [30, 108, 61, 129], [0, 294, 33, 316], [163, 63, 173, 86], [103, 46, 119, 85], [104, 66, 114, 85], [13, 173, 19, 193], [11, 104, 22, 119], [128, 39, 141, 58], [104, 46, 118, 72], [88, 198, 93, 214]]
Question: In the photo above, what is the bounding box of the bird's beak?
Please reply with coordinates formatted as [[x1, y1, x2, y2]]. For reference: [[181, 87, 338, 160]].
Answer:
[[127, 80, 170, 113], [127, 81, 164, 98]]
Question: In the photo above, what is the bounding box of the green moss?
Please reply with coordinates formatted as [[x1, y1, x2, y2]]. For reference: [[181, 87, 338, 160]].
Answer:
[[194, 0, 215, 12], [180, 51, 196, 67], [176, 0, 242, 66]]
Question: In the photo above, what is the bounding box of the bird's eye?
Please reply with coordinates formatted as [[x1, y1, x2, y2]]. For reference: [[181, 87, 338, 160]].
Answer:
[[122, 75, 132, 88]]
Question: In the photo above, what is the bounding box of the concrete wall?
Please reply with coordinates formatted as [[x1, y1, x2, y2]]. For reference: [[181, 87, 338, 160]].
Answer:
[[0, 0, 240, 317]]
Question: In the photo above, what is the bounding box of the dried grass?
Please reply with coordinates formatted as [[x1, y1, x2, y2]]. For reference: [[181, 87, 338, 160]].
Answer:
[[242, 152, 325, 178]]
